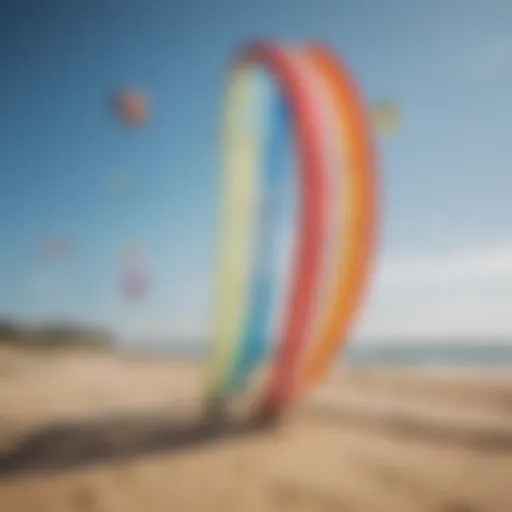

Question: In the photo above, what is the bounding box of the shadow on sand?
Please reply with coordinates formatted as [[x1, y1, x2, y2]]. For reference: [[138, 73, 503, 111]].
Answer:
[[0, 408, 278, 479]]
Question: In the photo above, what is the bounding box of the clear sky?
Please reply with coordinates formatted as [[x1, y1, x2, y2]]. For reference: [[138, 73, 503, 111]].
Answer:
[[1, 0, 511, 344]]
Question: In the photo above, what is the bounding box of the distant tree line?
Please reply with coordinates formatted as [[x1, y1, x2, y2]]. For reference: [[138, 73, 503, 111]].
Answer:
[[0, 318, 112, 349]]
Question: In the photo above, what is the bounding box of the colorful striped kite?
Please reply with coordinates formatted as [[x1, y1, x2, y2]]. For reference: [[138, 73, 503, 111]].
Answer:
[[206, 42, 378, 416]]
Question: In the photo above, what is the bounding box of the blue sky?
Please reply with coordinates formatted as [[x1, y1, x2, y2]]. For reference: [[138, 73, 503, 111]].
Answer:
[[1, 0, 512, 343]]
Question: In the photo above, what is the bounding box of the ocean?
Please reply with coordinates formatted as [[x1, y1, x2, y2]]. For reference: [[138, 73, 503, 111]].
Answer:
[[123, 339, 512, 368], [343, 342, 512, 368]]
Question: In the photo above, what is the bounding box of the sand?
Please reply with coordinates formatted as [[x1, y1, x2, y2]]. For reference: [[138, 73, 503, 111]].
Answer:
[[0, 345, 511, 512]]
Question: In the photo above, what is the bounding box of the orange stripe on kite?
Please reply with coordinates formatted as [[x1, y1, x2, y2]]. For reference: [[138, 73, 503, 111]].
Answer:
[[298, 45, 378, 391]]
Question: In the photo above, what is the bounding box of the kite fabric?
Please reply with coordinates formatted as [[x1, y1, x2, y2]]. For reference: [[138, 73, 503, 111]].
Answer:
[[207, 41, 377, 415]]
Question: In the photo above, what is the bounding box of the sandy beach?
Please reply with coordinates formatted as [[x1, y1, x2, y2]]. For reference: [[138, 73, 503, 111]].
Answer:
[[0, 345, 511, 512]]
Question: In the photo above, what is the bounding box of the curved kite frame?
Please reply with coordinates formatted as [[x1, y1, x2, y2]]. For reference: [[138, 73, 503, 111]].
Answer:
[[207, 42, 327, 410], [207, 41, 377, 416]]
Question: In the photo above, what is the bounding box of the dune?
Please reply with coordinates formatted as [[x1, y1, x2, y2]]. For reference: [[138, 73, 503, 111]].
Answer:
[[0, 345, 511, 512]]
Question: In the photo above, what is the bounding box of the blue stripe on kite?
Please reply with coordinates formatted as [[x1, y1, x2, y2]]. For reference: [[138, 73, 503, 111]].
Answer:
[[223, 73, 289, 394]]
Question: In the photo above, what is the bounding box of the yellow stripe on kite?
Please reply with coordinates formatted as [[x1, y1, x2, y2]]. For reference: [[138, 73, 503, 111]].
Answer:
[[205, 65, 263, 398]]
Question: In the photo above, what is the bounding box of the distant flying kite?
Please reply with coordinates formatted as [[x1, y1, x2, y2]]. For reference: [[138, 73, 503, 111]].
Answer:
[[371, 101, 399, 134], [108, 172, 141, 202], [120, 246, 149, 299], [39, 237, 74, 261], [122, 267, 148, 299], [112, 90, 148, 127]]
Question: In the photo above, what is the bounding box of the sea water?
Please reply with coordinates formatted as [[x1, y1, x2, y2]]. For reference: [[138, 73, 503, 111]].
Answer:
[[123, 338, 512, 368], [343, 342, 512, 368]]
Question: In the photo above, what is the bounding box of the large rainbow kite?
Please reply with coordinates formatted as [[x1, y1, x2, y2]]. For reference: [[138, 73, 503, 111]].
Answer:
[[206, 42, 377, 417]]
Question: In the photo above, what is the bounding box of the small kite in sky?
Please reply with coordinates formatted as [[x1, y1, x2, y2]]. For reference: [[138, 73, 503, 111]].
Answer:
[[108, 172, 141, 202], [120, 245, 149, 300], [39, 237, 74, 261], [371, 101, 399, 134], [112, 89, 148, 127]]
